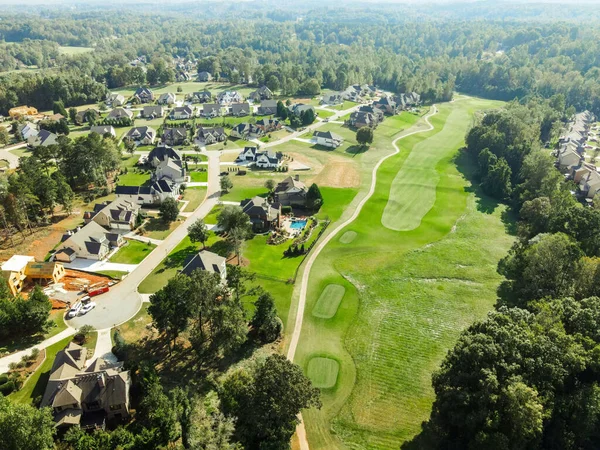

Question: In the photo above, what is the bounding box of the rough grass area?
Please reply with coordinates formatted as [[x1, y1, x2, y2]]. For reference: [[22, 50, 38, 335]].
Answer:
[[294, 97, 513, 450], [143, 217, 182, 240], [312, 284, 346, 319], [307, 357, 340, 389], [109, 239, 156, 264], [339, 231, 357, 244], [182, 187, 207, 212]]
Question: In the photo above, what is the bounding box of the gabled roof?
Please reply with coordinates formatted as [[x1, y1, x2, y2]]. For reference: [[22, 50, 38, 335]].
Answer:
[[162, 127, 188, 141], [256, 150, 282, 164], [171, 105, 194, 115], [203, 104, 220, 113], [125, 126, 156, 141], [241, 196, 280, 222], [90, 125, 115, 136], [275, 176, 307, 195], [49, 342, 86, 381], [181, 250, 226, 277], [52, 380, 82, 408], [231, 103, 250, 114], [314, 130, 343, 141], [108, 107, 133, 119], [148, 145, 181, 163]]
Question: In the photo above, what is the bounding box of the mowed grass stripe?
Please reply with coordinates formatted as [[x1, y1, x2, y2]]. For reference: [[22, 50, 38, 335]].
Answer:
[[312, 284, 346, 319], [294, 97, 512, 450], [381, 107, 469, 231]]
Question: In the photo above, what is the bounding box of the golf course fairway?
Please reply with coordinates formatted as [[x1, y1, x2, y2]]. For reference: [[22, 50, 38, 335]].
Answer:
[[293, 96, 514, 450]]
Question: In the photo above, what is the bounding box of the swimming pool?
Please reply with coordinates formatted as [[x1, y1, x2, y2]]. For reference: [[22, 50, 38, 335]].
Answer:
[[289, 219, 307, 230]]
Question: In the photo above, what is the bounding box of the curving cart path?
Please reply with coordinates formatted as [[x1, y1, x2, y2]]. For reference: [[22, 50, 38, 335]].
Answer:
[[286, 105, 439, 450]]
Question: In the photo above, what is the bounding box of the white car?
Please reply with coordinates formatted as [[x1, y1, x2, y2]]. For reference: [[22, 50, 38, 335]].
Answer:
[[67, 302, 82, 319], [79, 302, 97, 315]]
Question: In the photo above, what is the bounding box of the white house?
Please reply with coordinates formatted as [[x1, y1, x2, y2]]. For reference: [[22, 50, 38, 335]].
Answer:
[[313, 130, 343, 148], [236, 146, 258, 163], [170, 105, 195, 120], [21, 123, 38, 141], [255, 150, 283, 169], [107, 93, 126, 107], [157, 93, 177, 105], [580, 170, 600, 198], [124, 126, 156, 145]]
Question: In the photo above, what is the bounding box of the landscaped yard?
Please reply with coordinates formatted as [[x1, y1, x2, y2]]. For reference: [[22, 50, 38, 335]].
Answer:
[[142, 217, 183, 240], [189, 169, 208, 182], [181, 187, 206, 212], [117, 170, 152, 186], [109, 239, 156, 264], [294, 97, 513, 450], [315, 109, 336, 119]]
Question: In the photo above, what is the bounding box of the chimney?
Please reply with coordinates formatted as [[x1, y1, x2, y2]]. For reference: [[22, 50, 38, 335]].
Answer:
[[294, 174, 300, 181]]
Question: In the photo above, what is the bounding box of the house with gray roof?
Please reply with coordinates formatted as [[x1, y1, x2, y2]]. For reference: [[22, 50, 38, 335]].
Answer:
[[106, 107, 133, 122], [314, 130, 343, 148], [29, 129, 58, 147], [288, 104, 315, 117], [188, 90, 212, 103], [142, 105, 164, 118], [181, 250, 227, 281], [170, 105, 195, 120], [134, 87, 154, 104], [230, 102, 251, 117], [217, 91, 243, 105], [157, 92, 177, 105], [161, 127, 189, 146], [115, 179, 179, 206], [106, 93, 125, 107], [90, 125, 116, 138], [196, 127, 227, 145], [201, 104, 221, 118], [124, 126, 156, 145], [230, 122, 264, 139], [257, 100, 278, 116], [249, 86, 273, 102], [55, 221, 124, 262], [41, 342, 131, 430], [83, 198, 139, 231], [197, 71, 213, 82], [273, 175, 308, 207], [241, 196, 281, 232]]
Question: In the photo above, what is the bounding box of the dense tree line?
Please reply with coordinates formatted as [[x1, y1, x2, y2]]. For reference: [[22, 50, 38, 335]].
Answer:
[[2, 9, 600, 114], [408, 99, 600, 449], [0, 283, 52, 341]]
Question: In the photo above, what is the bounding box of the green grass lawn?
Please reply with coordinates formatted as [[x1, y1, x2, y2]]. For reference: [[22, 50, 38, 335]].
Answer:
[[182, 187, 206, 212], [109, 239, 156, 264], [8, 147, 32, 158], [316, 109, 336, 119], [8, 335, 74, 405], [142, 216, 186, 241], [96, 270, 128, 279], [58, 46, 94, 55], [189, 170, 208, 182], [294, 97, 513, 450], [117, 170, 152, 186]]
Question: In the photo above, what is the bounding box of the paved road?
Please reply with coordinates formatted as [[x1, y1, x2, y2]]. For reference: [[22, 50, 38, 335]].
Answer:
[[0, 142, 26, 168], [287, 106, 439, 450], [68, 151, 221, 330]]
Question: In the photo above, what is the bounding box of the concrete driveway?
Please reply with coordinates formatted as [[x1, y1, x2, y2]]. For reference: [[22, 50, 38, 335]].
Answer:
[[68, 151, 221, 330], [0, 142, 26, 169]]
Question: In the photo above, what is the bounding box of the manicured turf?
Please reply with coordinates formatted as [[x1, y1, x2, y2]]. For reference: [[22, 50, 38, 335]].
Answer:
[[294, 97, 514, 450], [307, 357, 340, 389], [117, 170, 152, 186], [109, 240, 156, 264], [143, 217, 181, 240], [316, 109, 336, 119], [381, 106, 472, 231], [312, 284, 346, 319], [189, 170, 208, 182], [96, 270, 128, 279], [339, 231, 357, 244]]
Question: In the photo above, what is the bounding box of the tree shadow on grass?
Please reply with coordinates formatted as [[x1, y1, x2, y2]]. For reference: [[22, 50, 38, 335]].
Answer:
[[453, 149, 518, 235], [144, 218, 170, 233], [164, 245, 199, 269], [345, 145, 368, 156]]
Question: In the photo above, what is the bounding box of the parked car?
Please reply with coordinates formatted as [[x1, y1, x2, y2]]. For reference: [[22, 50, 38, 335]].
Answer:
[[67, 302, 82, 319], [79, 301, 97, 315]]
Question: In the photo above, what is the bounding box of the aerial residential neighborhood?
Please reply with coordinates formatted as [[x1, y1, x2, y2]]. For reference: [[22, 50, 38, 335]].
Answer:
[[1, 2, 600, 450]]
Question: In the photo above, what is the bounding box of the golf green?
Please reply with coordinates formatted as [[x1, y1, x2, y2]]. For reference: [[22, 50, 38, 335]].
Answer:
[[312, 284, 346, 319], [307, 357, 340, 389]]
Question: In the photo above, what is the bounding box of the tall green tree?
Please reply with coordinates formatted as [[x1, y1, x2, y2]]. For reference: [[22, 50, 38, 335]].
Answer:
[[159, 197, 179, 223], [188, 218, 209, 249], [0, 396, 55, 450], [356, 126, 374, 147]]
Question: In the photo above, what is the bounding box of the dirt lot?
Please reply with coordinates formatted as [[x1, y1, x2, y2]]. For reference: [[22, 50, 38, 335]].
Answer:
[[288, 151, 360, 188]]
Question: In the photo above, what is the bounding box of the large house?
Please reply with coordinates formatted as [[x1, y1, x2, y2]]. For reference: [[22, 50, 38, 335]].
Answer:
[[116, 179, 180, 206], [217, 91, 243, 105], [188, 91, 212, 103], [134, 87, 154, 104], [1, 255, 65, 296], [124, 126, 156, 145], [249, 86, 273, 102], [40, 342, 131, 430], [557, 142, 583, 171], [90, 125, 116, 138], [257, 100, 277, 116], [393, 92, 421, 109], [273, 175, 308, 207], [106, 93, 125, 107], [348, 111, 377, 129], [196, 127, 227, 145], [75, 108, 100, 124], [162, 127, 189, 146], [236, 146, 258, 163], [20, 123, 38, 141], [288, 104, 315, 117], [314, 130, 343, 148], [201, 104, 221, 118], [373, 96, 399, 115], [83, 199, 139, 231], [142, 105, 164, 118], [235, 146, 282, 169], [230, 122, 264, 140], [359, 104, 384, 122], [170, 105, 195, 120], [580, 170, 600, 199], [255, 118, 282, 133], [197, 71, 213, 82], [30, 129, 58, 147], [321, 92, 344, 105], [148, 145, 186, 183], [106, 108, 133, 122], [157, 92, 177, 105], [241, 196, 281, 232], [230, 102, 251, 117], [55, 221, 124, 262], [181, 250, 227, 281]]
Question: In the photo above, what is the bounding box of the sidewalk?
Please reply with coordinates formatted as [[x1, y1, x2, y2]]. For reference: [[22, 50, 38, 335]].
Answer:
[[64, 259, 138, 273], [0, 328, 76, 374]]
